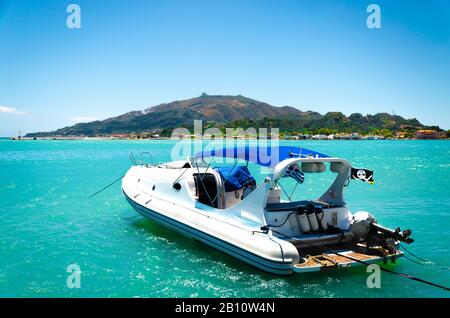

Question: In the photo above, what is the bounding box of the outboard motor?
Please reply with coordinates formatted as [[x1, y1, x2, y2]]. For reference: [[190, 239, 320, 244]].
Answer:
[[349, 211, 377, 241], [371, 223, 414, 244], [349, 211, 376, 241], [350, 211, 414, 244]]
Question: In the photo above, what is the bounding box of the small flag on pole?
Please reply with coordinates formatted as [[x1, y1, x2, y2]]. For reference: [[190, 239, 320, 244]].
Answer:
[[283, 164, 305, 184], [351, 167, 375, 184]]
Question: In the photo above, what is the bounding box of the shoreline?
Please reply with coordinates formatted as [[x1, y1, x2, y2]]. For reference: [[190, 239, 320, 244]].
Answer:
[[4, 137, 449, 141]]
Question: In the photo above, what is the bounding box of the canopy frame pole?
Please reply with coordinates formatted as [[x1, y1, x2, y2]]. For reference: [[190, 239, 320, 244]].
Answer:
[[211, 158, 239, 207], [276, 180, 292, 202], [288, 181, 299, 201], [194, 158, 216, 207], [173, 166, 189, 185]]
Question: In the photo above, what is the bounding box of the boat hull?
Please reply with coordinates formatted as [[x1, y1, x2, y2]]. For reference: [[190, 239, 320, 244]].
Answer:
[[124, 191, 295, 275], [122, 165, 404, 276]]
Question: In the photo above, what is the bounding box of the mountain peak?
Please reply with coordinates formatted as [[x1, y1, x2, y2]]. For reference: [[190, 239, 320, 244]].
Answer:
[[24, 94, 433, 137]]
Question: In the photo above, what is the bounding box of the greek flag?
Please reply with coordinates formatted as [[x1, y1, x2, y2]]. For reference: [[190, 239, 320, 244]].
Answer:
[[283, 164, 305, 184]]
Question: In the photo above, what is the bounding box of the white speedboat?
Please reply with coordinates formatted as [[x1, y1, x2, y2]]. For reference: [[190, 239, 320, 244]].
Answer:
[[122, 146, 413, 275]]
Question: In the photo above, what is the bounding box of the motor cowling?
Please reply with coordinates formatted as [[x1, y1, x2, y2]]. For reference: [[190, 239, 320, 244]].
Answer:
[[349, 211, 377, 241]]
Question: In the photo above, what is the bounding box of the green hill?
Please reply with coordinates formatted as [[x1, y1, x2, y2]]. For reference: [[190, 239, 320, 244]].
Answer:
[[25, 94, 439, 137]]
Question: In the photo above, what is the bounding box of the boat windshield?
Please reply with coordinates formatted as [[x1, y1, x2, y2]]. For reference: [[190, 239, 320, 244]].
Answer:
[[188, 156, 208, 168]]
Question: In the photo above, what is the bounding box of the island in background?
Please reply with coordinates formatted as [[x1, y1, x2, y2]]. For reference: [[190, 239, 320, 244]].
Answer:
[[21, 94, 448, 141]]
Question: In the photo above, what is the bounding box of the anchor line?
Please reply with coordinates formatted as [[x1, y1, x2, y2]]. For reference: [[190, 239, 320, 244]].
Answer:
[[402, 253, 429, 266], [88, 175, 124, 198], [399, 243, 431, 263], [399, 243, 450, 270], [259, 227, 450, 292]]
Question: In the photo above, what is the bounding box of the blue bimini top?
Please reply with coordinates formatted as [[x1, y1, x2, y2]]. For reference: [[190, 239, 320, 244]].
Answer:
[[214, 166, 256, 192], [197, 145, 329, 168]]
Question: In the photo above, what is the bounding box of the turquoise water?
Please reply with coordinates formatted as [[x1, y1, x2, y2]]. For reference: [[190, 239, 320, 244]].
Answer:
[[0, 139, 449, 297]]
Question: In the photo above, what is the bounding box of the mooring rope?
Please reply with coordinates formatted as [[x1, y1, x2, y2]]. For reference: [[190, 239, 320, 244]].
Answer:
[[399, 243, 450, 270], [88, 175, 124, 198], [401, 253, 428, 266], [263, 227, 450, 292], [399, 243, 434, 264]]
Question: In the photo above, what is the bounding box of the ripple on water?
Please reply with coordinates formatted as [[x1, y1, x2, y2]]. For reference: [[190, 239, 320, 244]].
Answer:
[[0, 140, 449, 297]]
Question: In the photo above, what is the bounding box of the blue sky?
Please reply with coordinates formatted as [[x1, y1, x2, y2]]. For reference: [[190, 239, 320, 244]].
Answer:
[[0, 0, 449, 136]]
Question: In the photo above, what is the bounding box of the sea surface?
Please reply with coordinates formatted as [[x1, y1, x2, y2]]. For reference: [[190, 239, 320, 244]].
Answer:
[[0, 139, 449, 298]]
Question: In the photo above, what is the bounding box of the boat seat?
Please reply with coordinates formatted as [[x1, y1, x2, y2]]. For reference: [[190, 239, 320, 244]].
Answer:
[[266, 200, 333, 212], [193, 173, 220, 208]]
